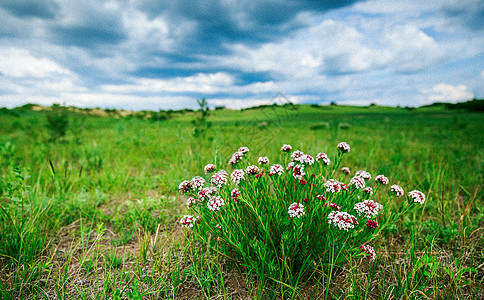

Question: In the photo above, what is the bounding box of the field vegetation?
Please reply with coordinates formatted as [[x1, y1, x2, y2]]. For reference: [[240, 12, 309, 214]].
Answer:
[[0, 100, 483, 299]]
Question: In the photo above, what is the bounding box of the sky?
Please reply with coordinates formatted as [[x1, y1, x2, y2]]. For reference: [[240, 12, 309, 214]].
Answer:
[[0, 0, 483, 111]]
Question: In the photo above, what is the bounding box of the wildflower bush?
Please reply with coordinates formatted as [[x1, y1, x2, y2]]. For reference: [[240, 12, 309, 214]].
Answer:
[[179, 142, 427, 285]]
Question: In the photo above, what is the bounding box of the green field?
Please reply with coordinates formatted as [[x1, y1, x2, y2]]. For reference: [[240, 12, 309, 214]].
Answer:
[[0, 103, 483, 299]]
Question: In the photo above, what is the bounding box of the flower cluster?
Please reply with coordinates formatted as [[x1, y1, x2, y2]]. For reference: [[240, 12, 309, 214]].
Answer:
[[231, 188, 241, 202], [231, 169, 245, 185], [281, 144, 293, 152], [328, 211, 358, 231], [337, 142, 350, 153], [316, 152, 331, 165], [365, 220, 378, 228], [211, 171, 228, 188], [207, 196, 225, 211], [324, 179, 346, 193], [204, 164, 216, 173], [292, 164, 305, 180], [360, 244, 376, 262], [341, 167, 350, 175], [180, 215, 197, 228], [354, 200, 383, 218], [198, 187, 218, 201], [288, 202, 305, 218], [390, 184, 404, 197], [375, 174, 389, 185], [258, 156, 269, 165], [364, 187, 374, 195], [269, 164, 284, 176], [291, 150, 304, 161], [355, 170, 371, 180], [349, 176, 366, 189], [228, 147, 250, 165], [408, 190, 426, 204], [329, 203, 341, 210], [186, 197, 197, 208], [191, 176, 206, 190], [246, 165, 260, 175]]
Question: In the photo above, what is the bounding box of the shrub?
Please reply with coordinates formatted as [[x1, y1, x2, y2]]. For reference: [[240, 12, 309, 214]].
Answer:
[[46, 109, 69, 141], [178, 143, 427, 285]]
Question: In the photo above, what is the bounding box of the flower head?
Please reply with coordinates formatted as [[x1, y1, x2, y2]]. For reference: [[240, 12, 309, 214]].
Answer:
[[286, 161, 295, 170], [228, 151, 243, 165], [258, 156, 269, 165], [324, 179, 345, 193], [360, 244, 376, 262], [337, 142, 350, 153], [191, 176, 206, 190], [281, 144, 293, 152], [207, 196, 225, 211], [316, 194, 325, 201], [269, 164, 284, 176], [408, 190, 426, 204], [180, 215, 197, 228], [186, 197, 197, 208], [231, 188, 241, 202], [365, 220, 379, 228], [291, 150, 304, 161], [328, 211, 358, 231], [329, 203, 341, 210], [298, 154, 314, 165], [316, 153, 331, 165], [211, 171, 228, 188], [355, 170, 371, 180], [178, 180, 192, 193], [238, 146, 250, 154], [390, 185, 404, 197], [349, 176, 366, 189], [375, 174, 389, 185], [204, 164, 216, 174], [198, 187, 218, 201], [341, 167, 350, 175], [245, 165, 260, 175], [364, 187, 374, 195], [230, 169, 245, 185], [292, 164, 305, 180], [288, 202, 305, 218], [354, 200, 383, 218]]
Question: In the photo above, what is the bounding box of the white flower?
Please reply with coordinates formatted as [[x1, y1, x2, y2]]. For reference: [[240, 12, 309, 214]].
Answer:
[[355, 170, 371, 180], [390, 185, 404, 197], [408, 190, 426, 204], [230, 169, 245, 185], [190, 176, 205, 190], [337, 142, 350, 153], [375, 174, 389, 185], [269, 164, 284, 176], [258, 156, 269, 165], [328, 211, 358, 231], [180, 215, 196, 228], [349, 176, 366, 189], [354, 200, 383, 218], [281, 144, 293, 152], [292, 164, 305, 180], [204, 164, 216, 173], [316, 152, 330, 165], [207, 196, 225, 211], [288, 202, 305, 218]]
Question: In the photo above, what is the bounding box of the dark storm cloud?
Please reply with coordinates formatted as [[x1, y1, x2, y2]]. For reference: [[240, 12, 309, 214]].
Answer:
[[133, 0, 363, 51], [0, 0, 59, 19]]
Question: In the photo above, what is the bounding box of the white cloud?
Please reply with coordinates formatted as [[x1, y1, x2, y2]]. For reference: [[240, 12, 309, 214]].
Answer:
[[420, 83, 474, 104], [0, 48, 72, 78]]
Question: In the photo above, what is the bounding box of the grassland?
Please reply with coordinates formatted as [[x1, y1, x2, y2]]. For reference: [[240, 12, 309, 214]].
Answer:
[[0, 103, 483, 299]]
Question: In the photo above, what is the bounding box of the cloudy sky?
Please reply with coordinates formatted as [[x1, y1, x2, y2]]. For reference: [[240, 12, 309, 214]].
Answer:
[[0, 0, 483, 110]]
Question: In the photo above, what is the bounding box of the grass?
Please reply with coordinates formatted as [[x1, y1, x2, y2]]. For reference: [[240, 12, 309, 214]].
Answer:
[[0, 103, 483, 299]]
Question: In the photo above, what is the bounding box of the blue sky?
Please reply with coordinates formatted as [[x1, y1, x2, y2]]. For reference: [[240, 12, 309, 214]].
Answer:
[[0, 0, 483, 110]]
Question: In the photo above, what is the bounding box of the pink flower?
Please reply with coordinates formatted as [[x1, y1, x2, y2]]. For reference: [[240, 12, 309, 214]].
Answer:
[[390, 185, 404, 197], [216, 224, 222, 230], [341, 167, 350, 175], [329, 203, 341, 210], [207, 196, 225, 211], [316, 194, 325, 201], [258, 156, 269, 165], [191, 176, 206, 190], [337, 142, 350, 153], [291, 150, 304, 161], [186, 197, 197, 208], [354, 200, 383, 218], [316, 153, 331, 165], [408, 190, 426, 204], [324, 179, 344, 193], [292, 164, 305, 180], [211, 171, 228, 188], [349, 176, 366, 189], [299, 154, 314, 165], [364, 187, 374, 195], [180, 215, 196, 228], [286, 161, 295, 170], [198, 187, 218, 201], [375, 174, 389, 185], [365, 220, 378, 228], [231, 188, 241, 202], [245, 165, 260, 175], [230, 169, 245, 185], [355, 170, 371, 180], [228, 151, 243, 165], [255, 172, 264, 178], [360, 244, 376, 262], [288, 202, 305, 218], [178, 180, 192, 193], [281, 144, 293, 152], [328, 211, 358, 231], [204, 164, 216, 173], [269, 164, 284, 176], [238, 146, 250, 154]]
